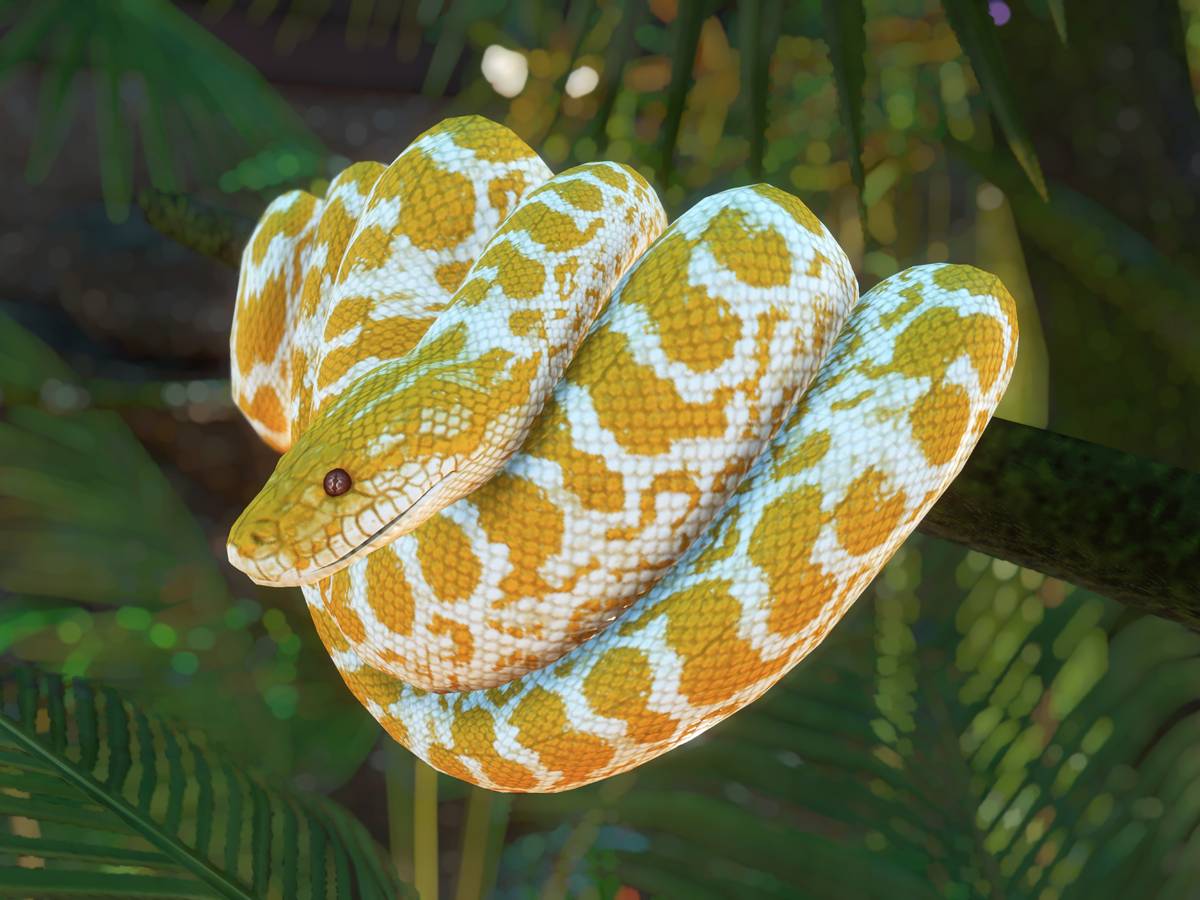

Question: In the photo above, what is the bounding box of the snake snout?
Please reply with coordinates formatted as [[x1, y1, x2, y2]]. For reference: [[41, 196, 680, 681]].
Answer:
[[227, 513, 284, 567], [233, 516, 278, 548], [246, 522, 274, 547]]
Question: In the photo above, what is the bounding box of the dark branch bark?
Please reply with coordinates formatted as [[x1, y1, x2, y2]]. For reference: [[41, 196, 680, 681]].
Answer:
[[920, 419, 1200, 629], [138, 190, 252, 270], [145, 194, 1200, 628]]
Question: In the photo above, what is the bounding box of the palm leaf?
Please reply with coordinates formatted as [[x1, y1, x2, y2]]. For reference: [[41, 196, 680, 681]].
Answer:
[[0, 0, 322, 219], [737, 0, 779, 180], [588, 1, 645, 153], [950, 143, 1200, 388], [940, 0, 1048, 199], [657, 0, 706, 184], [0, 664, 410, 898], [512, 538, 1200, 897], [820, 0, 867, 213]]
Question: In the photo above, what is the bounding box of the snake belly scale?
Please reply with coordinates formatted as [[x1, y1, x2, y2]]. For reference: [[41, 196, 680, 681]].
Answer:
[[227, 116, 1018, 793]]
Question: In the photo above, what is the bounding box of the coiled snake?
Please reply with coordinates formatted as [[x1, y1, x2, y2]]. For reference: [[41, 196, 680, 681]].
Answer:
[[227, 116, 1017, 793]]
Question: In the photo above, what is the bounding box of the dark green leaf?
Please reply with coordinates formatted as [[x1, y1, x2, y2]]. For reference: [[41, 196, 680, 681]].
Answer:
[[1047, 0, 1067, 43], [658, 0, 706, 184], [941, 0, 1048, 198], [821, 0, 867, 211], [0, 664, 407, 899]]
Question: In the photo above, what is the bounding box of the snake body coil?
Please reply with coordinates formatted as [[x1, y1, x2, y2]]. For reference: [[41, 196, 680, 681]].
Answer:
[[227, 117, 1018, 793]]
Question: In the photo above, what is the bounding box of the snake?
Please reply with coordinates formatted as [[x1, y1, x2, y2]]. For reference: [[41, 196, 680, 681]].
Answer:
[[225, 116, 1018, 793]]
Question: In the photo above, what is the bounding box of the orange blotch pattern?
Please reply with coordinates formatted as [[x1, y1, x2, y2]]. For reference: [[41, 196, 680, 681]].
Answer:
[[773, 429, 831, 477], [386, 148, 477, 251], [449, 708, 538, 789], [474, 472, 565, 600], [477, 243, 547, 299], [659, 579, 786, 707], [429, 615, 476, 673], [589, 165, 629, 190], [707, 208, 792, 287], [366, 549, 415, 636], [503, 201, 602, 253], [310, 604, 350, 653], [524, 401, 627, 513], [571, 324, 731, 456], [910, 382, 972, 467], [435, 260, 472, 293], [321, 573, 366, 644], [323, 295, 374, 340], [450, 117, 538, 162], [249, 192, 317, 266], [511, 688, 615, 784], [749, 486, 838, 637], [416, 515, 482, 603], [343, 664, 405, 710], [488, 171, 529, 221], [547, 178, 605, 211], [316, 317, 431, 390], [244, 386, 289, 451], [752, 183, 822, 236], [835, 468, 908, 557], [235, 272, 290, 374], [583, 647, 679, 745]]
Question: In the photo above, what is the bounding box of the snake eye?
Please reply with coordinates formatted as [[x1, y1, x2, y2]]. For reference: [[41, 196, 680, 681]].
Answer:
[[323, 468, 352, 497]]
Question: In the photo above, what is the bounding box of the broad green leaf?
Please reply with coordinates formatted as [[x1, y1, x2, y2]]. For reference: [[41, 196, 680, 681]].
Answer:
[[23, 16, 87, 184], [0, 665, 411, 898], [941, 0, 1048, 199], [421, 0, 471, 97], [820, 0, 867, 211]]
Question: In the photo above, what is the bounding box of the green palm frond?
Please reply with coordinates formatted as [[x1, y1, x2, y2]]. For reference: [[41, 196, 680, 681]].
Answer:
[[512, 538, 1200, 898], [0, 0, 322, 220], [0, 664, 410, 898]]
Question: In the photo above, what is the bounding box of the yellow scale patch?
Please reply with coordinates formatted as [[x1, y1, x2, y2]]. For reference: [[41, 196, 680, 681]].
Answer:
[[228, 116, 1019, 795]]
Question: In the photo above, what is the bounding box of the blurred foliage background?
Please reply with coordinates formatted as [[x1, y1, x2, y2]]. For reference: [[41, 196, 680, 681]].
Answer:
[[0, 0, 1198, 897]]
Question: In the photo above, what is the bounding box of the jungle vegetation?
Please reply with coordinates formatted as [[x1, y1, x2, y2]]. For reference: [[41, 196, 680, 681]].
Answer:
[[1, 1, 1199, 897]]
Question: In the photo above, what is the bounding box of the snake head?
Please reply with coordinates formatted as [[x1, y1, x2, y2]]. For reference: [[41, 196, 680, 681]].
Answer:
[[226, 360, 492, 587]]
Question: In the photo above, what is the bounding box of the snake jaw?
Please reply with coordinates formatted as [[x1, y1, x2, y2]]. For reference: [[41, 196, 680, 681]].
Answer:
[[225, 467, 463, 587]]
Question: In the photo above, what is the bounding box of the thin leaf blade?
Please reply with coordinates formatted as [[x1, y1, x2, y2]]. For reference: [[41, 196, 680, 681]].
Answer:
[[941, 0, 1048, 199], [821, 0, 867, 211]]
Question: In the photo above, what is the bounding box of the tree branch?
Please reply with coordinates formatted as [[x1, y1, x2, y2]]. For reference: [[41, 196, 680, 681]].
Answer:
[[919, 418, 1200, 629], [145, 193, 1200, 628], [138, 190, 253, 269]]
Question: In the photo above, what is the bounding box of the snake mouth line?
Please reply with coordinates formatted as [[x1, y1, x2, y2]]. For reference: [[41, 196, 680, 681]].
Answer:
[[308, 471, 455, 580]]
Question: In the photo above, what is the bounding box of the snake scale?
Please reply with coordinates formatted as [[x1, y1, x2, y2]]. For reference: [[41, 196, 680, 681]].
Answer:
[[226, 116, 1018, 793]]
